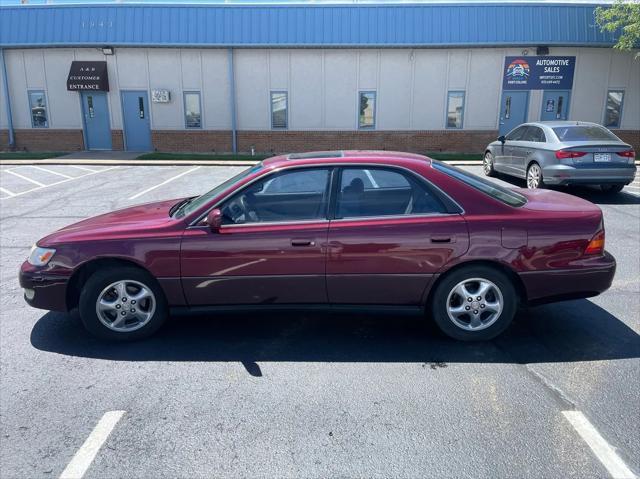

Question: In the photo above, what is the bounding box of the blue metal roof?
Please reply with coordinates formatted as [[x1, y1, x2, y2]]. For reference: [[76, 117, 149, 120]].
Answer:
[[0, 3, 616, 48]]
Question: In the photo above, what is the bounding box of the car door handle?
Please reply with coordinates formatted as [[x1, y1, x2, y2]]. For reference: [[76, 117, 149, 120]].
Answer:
[[431, 237, 452, 243], [291, 239, 315, 247]]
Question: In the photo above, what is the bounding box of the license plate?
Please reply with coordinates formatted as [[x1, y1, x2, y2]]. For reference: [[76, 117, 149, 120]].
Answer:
[[594, 153, 611, 162]]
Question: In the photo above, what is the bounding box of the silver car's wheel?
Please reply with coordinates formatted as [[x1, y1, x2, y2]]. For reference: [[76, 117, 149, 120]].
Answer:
[[95, 279, 156, 332], [526, 163, 543, 189], [483, 152, 495, 176], [445, 277, 504, 331]]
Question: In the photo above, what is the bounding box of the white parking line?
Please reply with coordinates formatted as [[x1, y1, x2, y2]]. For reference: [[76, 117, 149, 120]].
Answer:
[[0, 186, 16, 197], [0, 166, 119, 200], [562, 411, 637, 479], [128, 166, 201, 200], [59, 410, 126, 479], [66, 165, 99, 173], [28, 165, 73, 179], [4, 169, 46, 187]]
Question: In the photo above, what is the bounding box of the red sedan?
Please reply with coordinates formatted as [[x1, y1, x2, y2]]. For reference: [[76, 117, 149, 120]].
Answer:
[[20, 151, 615, 341]]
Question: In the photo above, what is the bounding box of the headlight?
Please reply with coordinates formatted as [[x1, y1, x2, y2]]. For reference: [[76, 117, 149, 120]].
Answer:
[[27, 245, 56, 266]]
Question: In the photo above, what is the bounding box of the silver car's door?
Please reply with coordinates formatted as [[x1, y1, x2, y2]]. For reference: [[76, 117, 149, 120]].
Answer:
[[500, 126, 528, 175], [511, 127, 535, 177]]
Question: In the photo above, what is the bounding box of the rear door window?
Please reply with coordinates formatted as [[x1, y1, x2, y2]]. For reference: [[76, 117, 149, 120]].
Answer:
[[521, 126, 546, 143], [336, 167, 446, 219], [506, 126, 528, 141]]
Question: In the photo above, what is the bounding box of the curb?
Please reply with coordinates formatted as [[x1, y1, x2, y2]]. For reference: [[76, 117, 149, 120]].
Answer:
[[0, 159, 486, 167]]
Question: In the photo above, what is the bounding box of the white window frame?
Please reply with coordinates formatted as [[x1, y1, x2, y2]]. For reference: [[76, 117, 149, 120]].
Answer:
[[28, 89, 49, 129], [445, 91, 465, 129], [603, 89, 625, 129], [358, 91, 377, 130], [270, 91, 288, 130]]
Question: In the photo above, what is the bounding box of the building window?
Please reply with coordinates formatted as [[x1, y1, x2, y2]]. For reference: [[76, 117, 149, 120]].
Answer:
[[271, 91, 288, 129], [358, 91, 376, 129], [184, 92, 202, 129], [446, 91, 465, 129], [28, 90, 48, 128], [604, 90, 624, 128]]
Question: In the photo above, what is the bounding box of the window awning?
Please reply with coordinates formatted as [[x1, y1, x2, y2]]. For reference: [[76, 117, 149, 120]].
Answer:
[[66, 61, 109, 92]]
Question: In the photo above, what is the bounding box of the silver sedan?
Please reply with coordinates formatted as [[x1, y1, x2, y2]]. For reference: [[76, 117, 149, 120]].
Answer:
[[483, 121, 636, 193]]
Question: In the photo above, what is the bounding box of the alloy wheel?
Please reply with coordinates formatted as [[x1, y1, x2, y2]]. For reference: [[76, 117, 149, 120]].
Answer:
[[95, 279, 156, 332], [527, 164, 541, 189], [445, 278, 504, 331], [483, 153, 493, 175]]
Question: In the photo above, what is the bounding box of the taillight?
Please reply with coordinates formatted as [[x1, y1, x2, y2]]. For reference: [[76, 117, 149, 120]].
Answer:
[[617, 150, 636, 158], [555, 150, 587, 160], [584, 230, 605, 256]]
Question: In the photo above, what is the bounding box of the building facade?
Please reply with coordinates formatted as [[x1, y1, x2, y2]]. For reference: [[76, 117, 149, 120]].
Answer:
[[1, 3, 639, 154]]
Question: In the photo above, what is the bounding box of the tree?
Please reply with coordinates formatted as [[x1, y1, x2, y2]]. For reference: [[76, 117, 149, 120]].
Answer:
[[595, 0, 640, 57]]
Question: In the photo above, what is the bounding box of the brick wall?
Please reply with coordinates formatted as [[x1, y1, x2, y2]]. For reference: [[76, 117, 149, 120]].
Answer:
[[152, 130, 232, 153], [0, 130, 8, 150], [615, 130, 640, 152], [7, 129, 85, 151], [237, 130, 499, 155]]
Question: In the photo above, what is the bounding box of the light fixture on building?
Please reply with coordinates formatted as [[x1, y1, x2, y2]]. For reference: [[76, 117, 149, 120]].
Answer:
[[536, 46, 550, 55], [521, 49, 529, 56], [102, 47, 114, 55]]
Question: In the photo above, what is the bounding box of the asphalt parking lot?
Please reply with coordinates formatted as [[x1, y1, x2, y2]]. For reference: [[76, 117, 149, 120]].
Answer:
[[0, 162, 638, 479]]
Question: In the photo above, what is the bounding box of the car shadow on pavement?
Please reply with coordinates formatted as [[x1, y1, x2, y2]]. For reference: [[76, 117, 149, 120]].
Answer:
[[30, 298, 639, 376], [494, 174, 640, 205]]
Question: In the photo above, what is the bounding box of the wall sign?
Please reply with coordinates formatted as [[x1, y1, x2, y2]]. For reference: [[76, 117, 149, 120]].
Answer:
[[151, 89, 171, 103], [503, 56, 575, 90], [67, 61, 109, 91]]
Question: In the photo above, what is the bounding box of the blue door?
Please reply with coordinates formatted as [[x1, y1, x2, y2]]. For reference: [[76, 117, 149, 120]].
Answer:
[[499, 91, 528, 136], [121, 91, 152, 151], [540, 90, 571, 121], [81, 92, 112, 150]]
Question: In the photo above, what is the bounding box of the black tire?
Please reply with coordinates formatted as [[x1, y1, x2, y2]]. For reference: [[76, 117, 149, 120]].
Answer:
[[483, 152, 496, 177], [78, 266, 168, 341], [600, 184, 624, 194], [428, 265, 517, 341], [526, 162, 545, 189]]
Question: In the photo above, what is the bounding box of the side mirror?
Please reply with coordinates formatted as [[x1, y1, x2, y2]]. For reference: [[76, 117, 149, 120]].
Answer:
[[206, 208, 223, 232], [498, 135, 506, 144]]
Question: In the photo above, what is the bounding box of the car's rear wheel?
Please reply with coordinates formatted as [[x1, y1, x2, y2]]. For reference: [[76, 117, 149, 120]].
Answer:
[[600, 184, 624, 194], [79, 266, 168, 340], [526, 162, 544, 189], [483, 152, 495, 177], [429, 266, 517, 341]]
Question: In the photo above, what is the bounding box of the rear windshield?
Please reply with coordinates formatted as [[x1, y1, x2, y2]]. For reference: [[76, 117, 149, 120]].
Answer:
[[432, 162, 527, 207], [552, 125, 619, 142]]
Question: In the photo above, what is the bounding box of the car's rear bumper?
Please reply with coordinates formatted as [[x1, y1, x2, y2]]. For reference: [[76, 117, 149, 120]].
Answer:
[[543, 163, 636, 186], [519, 251, 616, 305], [19, 262, 69, 312]]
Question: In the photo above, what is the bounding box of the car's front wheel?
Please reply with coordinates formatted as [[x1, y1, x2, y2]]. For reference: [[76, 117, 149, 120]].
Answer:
[[78, 266, 168, 340], [600, 184, 624, 194], [429, 266, 517, 341], [483, 152, 496, 177]]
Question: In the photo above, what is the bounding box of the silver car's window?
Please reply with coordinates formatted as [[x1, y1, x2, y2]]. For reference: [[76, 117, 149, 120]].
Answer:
[[505, 126, 527, 141], [521, 126, 546, 143], [553, 125, 619, 142]]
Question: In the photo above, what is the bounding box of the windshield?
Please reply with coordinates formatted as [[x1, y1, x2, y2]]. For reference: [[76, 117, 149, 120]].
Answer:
[[552, 125, 619, 142], [432, 161, 527, 207], [172, 164, 263, 218]]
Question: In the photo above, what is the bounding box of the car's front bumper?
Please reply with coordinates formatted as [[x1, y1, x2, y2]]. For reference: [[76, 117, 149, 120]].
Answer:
[[19, 262, 69, 312], [520, 250, 616, 305], [543, 163, 636, 186]]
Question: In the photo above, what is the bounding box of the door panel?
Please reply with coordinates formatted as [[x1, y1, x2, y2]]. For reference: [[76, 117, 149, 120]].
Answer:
[[499, 91, 528, 136], [81, 92, 112, 150], [180, 223, 329, 305], [541, 90, 571, 121], [121, 91, 152, 151], [327, 216, 469, 305]]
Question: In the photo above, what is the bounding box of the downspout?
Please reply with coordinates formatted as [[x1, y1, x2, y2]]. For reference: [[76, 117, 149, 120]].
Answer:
[[0, 48, 16, 150], [227, 47, 238, 154]]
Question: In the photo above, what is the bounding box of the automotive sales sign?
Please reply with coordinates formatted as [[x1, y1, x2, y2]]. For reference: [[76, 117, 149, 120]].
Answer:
[[502, 56, 575, 90]]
